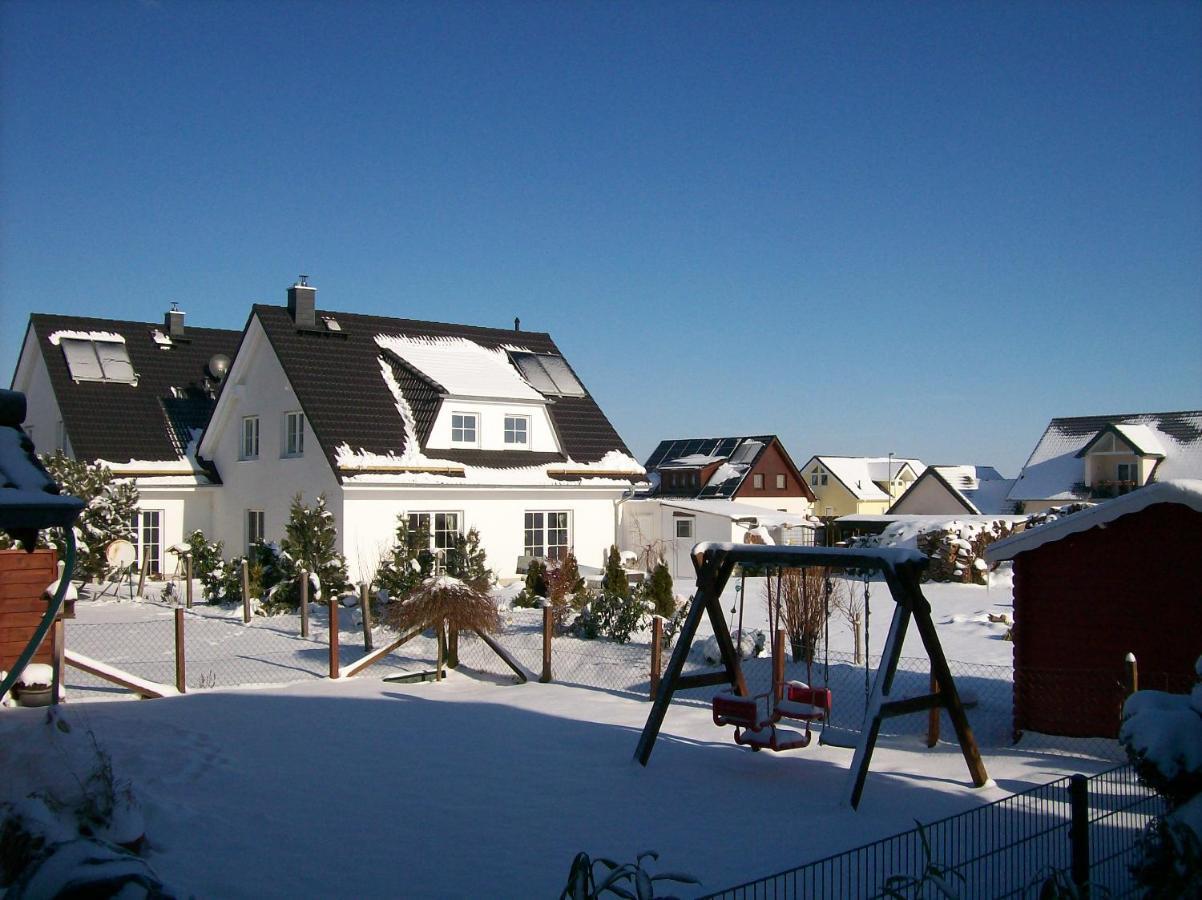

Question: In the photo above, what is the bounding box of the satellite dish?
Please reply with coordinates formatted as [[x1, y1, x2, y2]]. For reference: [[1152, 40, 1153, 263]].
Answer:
[[106, 539, 137, 568], [207, 353, 231, 381]]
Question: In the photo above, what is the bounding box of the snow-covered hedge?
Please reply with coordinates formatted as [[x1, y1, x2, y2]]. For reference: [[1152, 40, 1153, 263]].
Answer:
[[852, 519, 1014, 584]]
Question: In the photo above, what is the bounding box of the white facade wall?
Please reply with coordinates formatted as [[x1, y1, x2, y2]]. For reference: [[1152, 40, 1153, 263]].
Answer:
[[620, 500, 743, 580], [425, 398, 557, 453], [133, 486, 219, 574], [890, 476, 965, 515], [12, 333, 70, 456], [733, 495, 814, 517], [341, 485, 624, 584], [205, 320, 343, 556]]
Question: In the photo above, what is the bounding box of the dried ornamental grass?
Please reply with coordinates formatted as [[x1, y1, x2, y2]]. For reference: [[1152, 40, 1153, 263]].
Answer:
[[383, 575, 501, 635]]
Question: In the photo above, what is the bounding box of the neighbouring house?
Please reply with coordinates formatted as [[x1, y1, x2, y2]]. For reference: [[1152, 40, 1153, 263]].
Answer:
[[10, 310, 241, 575], [985, 479, 1202, 739], [889, 465, 1017, 516], [622, 436, 817, 578], [798, 455, 925, 518], [1006, 410, 1202, 514], [195, 279, 644, 582]]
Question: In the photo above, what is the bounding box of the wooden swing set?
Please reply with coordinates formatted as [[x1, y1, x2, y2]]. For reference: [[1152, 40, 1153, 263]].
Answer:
[[634, 542, 988, 810]]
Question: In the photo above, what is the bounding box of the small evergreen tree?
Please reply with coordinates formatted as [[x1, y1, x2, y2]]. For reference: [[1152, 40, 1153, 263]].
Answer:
[[38, 453, 139, 582], [589, 545, 648, 643], [376, 514, 435, 602], [514, 559, 548, 608], [444, 527, 492, 589], [183, 530, 225, 603], [601, 545, 629, 601], [546, 550, 589, 628], [267, 494, 350, 611], [647, 564, 674, 620]]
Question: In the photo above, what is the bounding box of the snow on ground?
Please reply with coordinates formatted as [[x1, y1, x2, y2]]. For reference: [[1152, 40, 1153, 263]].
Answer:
[[0, 671, 1102, 899]]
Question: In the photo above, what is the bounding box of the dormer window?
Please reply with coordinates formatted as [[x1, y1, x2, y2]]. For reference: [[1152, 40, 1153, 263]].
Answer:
[[451, 412, 478, 445], [60, 338, 136, 384], [504, 415, 529, 447]]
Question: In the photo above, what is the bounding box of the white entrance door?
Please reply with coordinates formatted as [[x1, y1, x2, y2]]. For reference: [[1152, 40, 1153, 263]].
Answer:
[[673, 516, 696, 579]]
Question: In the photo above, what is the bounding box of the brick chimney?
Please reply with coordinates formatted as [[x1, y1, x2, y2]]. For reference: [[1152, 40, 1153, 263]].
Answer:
[[287, 275, 316, 327], [165, 303, 185, 337]]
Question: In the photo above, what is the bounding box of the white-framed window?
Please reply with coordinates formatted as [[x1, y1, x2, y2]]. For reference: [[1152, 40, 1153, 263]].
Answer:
[[504, 415, 529, 446], [752, 473, 764, 489], [1117, 463, 1137, 482], [821, 474, 828, 486], [524, 511, 570, 562], [407, 512, 463, 572], [283, 411, 305, 457], [675, 517, 694, 539], [241, 416, 260, 459], [246, 509, 265, 554], [131, 510, 162, 576], [775, 474, 786, 489], [811, 474, 818, 486], [451, 412, 478, 445]]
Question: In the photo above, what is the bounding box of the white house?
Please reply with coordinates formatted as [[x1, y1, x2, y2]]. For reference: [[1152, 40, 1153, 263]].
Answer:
[[889, 465, 1017, 516], [10, 309, 241, 574], [195, 280, 645, 582]]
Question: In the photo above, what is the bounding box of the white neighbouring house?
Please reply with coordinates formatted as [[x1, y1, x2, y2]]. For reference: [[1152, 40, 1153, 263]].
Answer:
[[10, 309, 241, 574], [195, 280, 645, 582], [888, 465, 1017, 516]]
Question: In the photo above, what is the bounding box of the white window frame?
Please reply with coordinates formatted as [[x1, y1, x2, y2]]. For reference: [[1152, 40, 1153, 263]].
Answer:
[[246, 509, 265, 554], [450, 412, 478, 446], [675, 517, 694, 539], [524, 510, 571, 562], [241, 416, 260, 459], [132, 509, 163, 576], [503, 414, 530, 447], [1117, 462, 1137, 482], [283, 411, 305, 457], [407, 511, 463, 573]]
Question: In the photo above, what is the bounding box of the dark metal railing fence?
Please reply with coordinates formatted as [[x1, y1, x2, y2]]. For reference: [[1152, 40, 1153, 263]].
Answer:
[[701, 764, 1161, 899]]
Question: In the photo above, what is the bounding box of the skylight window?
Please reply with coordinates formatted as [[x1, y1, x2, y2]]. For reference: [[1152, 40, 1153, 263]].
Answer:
[[509, 352, 586, 397], [61, 338, 137, 384]]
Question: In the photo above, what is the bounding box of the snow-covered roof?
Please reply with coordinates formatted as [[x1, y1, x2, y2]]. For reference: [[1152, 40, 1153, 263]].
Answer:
[[808, 456, 926, 501], [915, 465, 1016, 515], [0, 390, 84, 534], [375, 334, 546, 401], [985, 479, 1202, 561], [643, 435, 808, 502], [1008, 411, 1202, 503], [642, 498, 809, 528]]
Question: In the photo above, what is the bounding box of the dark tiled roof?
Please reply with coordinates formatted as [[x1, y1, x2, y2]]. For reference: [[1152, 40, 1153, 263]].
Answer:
[[252, 305, 631, 478], [28, 314, 241, 465]]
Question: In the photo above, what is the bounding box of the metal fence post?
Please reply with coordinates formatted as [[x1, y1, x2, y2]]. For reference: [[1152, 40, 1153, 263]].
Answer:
[[1069, 773, 1090, 893], [328, 597, 339, 679], [174, 607, 186, 693], [241, 558, 251, 623], [185, 554, 193, 609], [300, 569, 310, 638], [540, 603, 553, 683], [360, 582, 373, 652], [650, 615, 663, 700]]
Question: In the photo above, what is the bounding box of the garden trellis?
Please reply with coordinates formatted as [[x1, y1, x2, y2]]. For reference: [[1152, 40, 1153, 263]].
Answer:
[[633, 541, 989, 809]]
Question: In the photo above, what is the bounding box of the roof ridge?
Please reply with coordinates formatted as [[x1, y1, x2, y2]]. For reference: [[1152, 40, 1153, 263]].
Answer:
[[250, 303, 554, 342]]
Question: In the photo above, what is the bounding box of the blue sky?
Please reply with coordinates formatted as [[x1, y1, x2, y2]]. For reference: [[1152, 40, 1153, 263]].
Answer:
[[2, 1, 1199, 474]]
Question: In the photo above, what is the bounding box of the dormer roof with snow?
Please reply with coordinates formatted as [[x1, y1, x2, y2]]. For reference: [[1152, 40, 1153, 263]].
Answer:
[[14, 313, 240, 480], [1007, 410, 1202, 504], [200, 302, 642, 485], [643, 435, 813, 501]]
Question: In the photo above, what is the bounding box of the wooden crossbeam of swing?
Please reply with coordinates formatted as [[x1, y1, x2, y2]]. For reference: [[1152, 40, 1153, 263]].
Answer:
[[675, 670, 735, 690], [879, 692, 946, 718]]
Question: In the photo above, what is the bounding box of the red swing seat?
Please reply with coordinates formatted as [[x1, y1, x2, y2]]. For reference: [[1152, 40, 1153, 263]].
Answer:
[[775, 681, 832, 724], [712, 691, 815, 752]]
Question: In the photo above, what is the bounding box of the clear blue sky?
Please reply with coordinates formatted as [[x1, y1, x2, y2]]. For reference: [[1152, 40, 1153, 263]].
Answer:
[[3, 1, 1199, 475]]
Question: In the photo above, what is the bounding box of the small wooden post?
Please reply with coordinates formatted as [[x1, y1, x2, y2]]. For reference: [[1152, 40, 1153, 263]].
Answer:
[[51, 619, 65, 705], [773, 628, 786, 702], [241, 559, 251, 623], [299, 569, 310, 638], [174, 607, 186, 693], [436, 621, 446, 681], [927, 668, 941, 748], [1123, 652, 1139, 697], [137, 553, 150, 598], [447, 627, 459, 669], [360, 582, 373, 652], [184, 554, 193, 609], [328, 597, 339, 679], [539, 603, 553, 683], [649, 615, 663, 700], [1069, 774, 1090, 893]]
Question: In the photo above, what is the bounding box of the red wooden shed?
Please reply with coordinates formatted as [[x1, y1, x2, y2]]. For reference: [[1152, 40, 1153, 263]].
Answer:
[[985, 479, 1202, 739]]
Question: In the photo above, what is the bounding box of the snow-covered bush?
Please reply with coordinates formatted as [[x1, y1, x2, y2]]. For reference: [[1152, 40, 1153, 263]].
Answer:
[[0, 453, 140, 582], [1120, 656, 1202, 895], [443, 527, 493, 589], [1022, 502, 1093, 530], [182, 530, 226, 603], [646, 564, 674, 620], [546, 550, 591, 629], [513, 559, 548, 609], [586, 546, 649, 644], [263, 494, 349, 613], [699, 630, 765, 664], [854, 518, 1013, 584]]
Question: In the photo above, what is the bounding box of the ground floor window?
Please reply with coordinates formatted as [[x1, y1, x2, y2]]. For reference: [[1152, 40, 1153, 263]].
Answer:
[[246, 509, 265, 555], [407, 512, 463, 571], [524, 511, 570, 561], [132, 509, 162, 576]]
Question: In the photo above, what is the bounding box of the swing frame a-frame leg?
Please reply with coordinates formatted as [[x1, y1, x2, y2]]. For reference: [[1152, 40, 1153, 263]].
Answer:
[[632, 543, 988, 811]]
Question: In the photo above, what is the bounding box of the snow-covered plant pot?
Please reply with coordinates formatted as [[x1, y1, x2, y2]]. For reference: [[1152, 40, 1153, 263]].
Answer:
[[15, 663, 55, 707]]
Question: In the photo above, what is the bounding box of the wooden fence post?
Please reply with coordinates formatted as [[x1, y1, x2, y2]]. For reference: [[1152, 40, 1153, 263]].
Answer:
[[649, 615, 663, 701], [328, 597, 339, 679], [360, 582, 373, 652], [1068, 774, 1090, 893], [185, 554, 193, 609], [51, 619, 65, 705], [540, 603, 553, 683], [137, 553, 150, 599], [927, 668, 941, 748], [773, 628, 786, 702], [300, 569, 310, 638], [436, 622, 446, 681], [1123, 652, 1138, 697], [241, 559, 251, 623], [174, 607, 186, 693]]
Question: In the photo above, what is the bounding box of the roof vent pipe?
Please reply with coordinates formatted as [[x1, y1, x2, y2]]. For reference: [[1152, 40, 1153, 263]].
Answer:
[[165, 302, 185, 337], [288, 276, 316, 328], [514, 316, 520, 332]]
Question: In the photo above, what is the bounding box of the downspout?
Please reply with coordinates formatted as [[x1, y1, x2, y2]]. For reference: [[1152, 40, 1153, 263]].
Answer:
[[614, 482, 638, 553]]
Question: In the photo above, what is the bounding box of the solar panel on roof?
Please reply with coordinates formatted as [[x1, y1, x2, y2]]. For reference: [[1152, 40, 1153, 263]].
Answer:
[[61, 338, 136, 384], [539, 355, 586, 396], [510, 352, 586, 397], [729, 440, 763, 465]]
